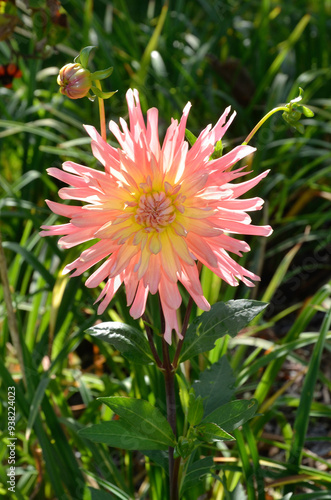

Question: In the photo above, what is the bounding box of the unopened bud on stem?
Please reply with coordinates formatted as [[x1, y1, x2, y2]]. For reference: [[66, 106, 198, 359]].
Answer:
[[57, 63, 92, 99]]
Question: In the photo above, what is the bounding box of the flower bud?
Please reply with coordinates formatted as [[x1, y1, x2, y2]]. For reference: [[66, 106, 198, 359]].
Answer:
[[57, 63, 92, 99]]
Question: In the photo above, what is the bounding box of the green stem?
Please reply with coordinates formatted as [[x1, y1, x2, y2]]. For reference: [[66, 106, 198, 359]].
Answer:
[[94, 80, 107, 142], [172, 294, 194, 369], [142, 313, 163, 368], [243, 106, 289, 145], [162, 338, 179, 500]]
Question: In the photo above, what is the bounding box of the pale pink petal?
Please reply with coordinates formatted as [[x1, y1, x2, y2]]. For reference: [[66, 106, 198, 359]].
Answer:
[[159, 275, 182, 310], [45, 200, 82, 218], [97, 275, 123, 314], [146, 107, 160, 159], [162, 303, 181, 344], [228, 170, 270, 197], [130, 281, 149, 319]]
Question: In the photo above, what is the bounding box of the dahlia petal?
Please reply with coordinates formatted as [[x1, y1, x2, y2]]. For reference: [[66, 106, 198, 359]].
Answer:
[[216, 219, 273, 236], [120, 269, 137, 308], [58, 187, 99, 202], [71, 210, 117, 228], [179, 271, 210, 311], [212, 107, 236, 141], [211, 209, 252, 224], [109, 244, 139, 277], [177, 101, 192, 149], [169, 230, 195, 265], [161, 303, 181, 345], [130, 281, 149, 319], [179, 261, 203, 295], [208, 146, 256, 184], [62, 161, 108, 182], [228, 170, 270, 197], [65, 241, 113, 277], [146, 107, 161, 159], [109, 120, 134, 157], [217, 197, 264, 211], [47, 167, 87, 188], [58, 227, 96, 249], [162, 121, 179, 173], [182, 206, 213, 219], [159, 233, 181, 282], [159, 276, 182, 310], [97, 275, 123, 314], [181, 217, 222, 237], [84, 125, 121, 172], [40, 222, 74, 237], [85, 258, 113, 287], [210, 234, 250, 256], [148, 234, 162, 254], [95, 220, 137, 240], [143, 254, 161, 294], [186, 234, 218, 268], [171, 141, 189, 185], [45, 200, 82, 218], [127, 88, 147, 140], [42, 88, 272, 343], [136, 246, 152, 280], [181, 172, 208, 197]]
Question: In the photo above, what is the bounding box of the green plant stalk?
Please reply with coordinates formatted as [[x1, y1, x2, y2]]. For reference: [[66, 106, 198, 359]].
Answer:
[[243, 105, 289, 145], [162, 338, 178, 500], [94, 80, 107, 142], [155, 294, 196, 499]]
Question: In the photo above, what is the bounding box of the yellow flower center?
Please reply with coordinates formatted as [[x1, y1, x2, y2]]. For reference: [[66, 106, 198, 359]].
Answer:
[[135, 192, 176, 232]]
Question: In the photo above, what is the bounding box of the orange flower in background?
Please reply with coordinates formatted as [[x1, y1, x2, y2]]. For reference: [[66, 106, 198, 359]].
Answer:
[[41, 89, 272, 343]]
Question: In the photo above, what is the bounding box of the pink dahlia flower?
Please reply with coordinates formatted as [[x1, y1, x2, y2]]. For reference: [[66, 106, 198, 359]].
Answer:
[[41, 89, 272, 343]]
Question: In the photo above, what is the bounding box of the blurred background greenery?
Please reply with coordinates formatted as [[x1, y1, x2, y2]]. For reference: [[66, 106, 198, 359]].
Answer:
[[1, 1, 331, 499]]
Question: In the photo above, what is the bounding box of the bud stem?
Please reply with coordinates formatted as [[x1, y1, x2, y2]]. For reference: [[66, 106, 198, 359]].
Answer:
[[95, 80, 107, 141], [243, 106, 288, 145]]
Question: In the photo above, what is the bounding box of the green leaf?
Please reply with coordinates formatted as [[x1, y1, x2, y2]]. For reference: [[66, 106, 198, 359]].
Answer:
[[174, 436, 195, 459], [98, 397, 176, 448], [185, 128, 197, 147], [77, 46, 97, 68], [193, 356, 235, 417], [85, 471, 131, 500], [90, 86, 117, 99], [302, 105, 314, 117], [2, 241, 55, 287], [180, 456, 215, 494], [211, 139, 223, 159], [288, 307, 331, 470], [89, 488, 116, 500], [202, 399, 258, 432], [90, 67, 114, 80], [80, 420, 170, 450], [180, 300, 268, 362], [142, 450, 169, 472], [187, 392, 204, 426], [25, 376, 51, 440], [86, 322, 153, 364], [195, 422, 234, 442]]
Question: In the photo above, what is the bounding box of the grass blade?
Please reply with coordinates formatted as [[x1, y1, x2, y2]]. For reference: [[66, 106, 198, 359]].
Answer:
[[288, 306, 331, 472]]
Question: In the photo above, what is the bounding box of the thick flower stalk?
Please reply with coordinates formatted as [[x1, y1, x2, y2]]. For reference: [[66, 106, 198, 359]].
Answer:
[[41, 89, 272, 343]]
